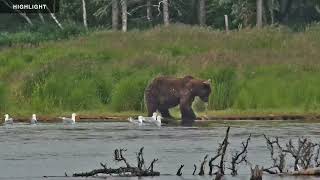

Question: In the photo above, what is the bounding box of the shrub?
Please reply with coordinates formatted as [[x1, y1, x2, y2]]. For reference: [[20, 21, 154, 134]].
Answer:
[[201, 68, 238, 110], [110, 74, 151, 112]]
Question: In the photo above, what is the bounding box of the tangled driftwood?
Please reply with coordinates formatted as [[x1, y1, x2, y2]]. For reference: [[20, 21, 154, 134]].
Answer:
[[176, 127, 250, 179], [73, 147, 160, 177], [175, 127, 320, 179], [51, 126, 320, 179], [263, 135, 320, 176]]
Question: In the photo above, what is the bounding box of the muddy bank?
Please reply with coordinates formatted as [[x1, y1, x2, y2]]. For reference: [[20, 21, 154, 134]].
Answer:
[[2, 114, 320, 124]]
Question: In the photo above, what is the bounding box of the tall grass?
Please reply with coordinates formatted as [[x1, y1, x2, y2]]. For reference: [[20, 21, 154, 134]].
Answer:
[[0, 82, 6, 112], [0, 24, 86, 47], [207, 68, 238, 110], [110, 73, 151, 112], [1, 25, 320, 115]]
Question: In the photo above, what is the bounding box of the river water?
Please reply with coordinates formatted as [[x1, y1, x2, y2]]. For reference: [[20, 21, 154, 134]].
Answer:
[[1, 120, 320, 180]]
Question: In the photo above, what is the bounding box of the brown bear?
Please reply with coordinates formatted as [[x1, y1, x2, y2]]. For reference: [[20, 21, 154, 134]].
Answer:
[[145, 75, 211, 126]]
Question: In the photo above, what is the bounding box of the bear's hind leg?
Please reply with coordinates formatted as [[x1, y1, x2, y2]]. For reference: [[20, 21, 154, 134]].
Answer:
[[146, 102, 158, 117]]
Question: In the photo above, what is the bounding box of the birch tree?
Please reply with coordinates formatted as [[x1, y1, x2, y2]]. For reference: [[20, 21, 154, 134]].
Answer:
[[121, 0, 127, 32], [256, 0, 263, 27], [38, 13, 45, 24], [198, 0, 206, 26], [163, 0, 169, 26], [146, 0, 152, 22], [82, 0, 88, 29], [112, 0, 119, 30]]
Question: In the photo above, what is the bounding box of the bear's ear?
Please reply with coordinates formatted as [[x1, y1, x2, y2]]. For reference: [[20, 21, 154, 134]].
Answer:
[[203, 79, 211, 85]]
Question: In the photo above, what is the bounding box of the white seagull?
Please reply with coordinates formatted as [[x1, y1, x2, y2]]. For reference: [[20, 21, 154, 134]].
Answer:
[[30, 114, 37, 125], [142, 112, 158, 123], [128, 116, 143, 126], [4, 114, 13, 125], [153, 115, 162, 127], [59, 113, 76, 125]]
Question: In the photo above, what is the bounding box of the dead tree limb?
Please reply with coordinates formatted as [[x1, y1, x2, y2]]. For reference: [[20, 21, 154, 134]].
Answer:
[[218, 126, 230, 175], [250, 165, 263, 180], [284, 138, 318, 170], [230, 134, 251, 176], [137, 147, 145, 170], [192, 164, 197, 175], [198, 154, 208, 175], [147, 159, 158, 172], [314, 145, 320, 167], [74, 147, 159, 177], [176, 165, 184, 176], [114, 148, 131, 168], [208, 153, 221, 175], [263, 135, 286, 174], [215, 170, 223, 180]]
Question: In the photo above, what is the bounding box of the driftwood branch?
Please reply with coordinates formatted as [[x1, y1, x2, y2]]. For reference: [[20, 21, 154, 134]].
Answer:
[[137, 147, 145, 170], [73, 147, 159, 177], [263, 134, 286, 173], [198, 154, 208, 175], [114, 148, 131, 168], [147, 159, 158, 172], [208, 153, 221, 175], [218, 126, 230, 175], [250, 165, 263, 180], [230, 134, 251, 176], [192, 164, 197, 175], [176, 165, 184, 176]]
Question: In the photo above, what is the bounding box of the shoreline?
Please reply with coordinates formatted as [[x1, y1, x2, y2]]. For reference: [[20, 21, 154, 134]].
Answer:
[[2, 113, 320, 124]]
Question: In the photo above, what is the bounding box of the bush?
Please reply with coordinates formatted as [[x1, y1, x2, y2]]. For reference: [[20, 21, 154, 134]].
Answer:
[[0, 23, 86, 47], [201, 68, 239, 110], [110, 74, 151, 112], [29, 73, 103, 112], [95, 77, 113, 104]]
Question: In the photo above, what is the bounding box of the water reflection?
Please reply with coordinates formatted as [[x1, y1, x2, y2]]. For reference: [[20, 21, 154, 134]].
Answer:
[[0, 120, 320, 180]]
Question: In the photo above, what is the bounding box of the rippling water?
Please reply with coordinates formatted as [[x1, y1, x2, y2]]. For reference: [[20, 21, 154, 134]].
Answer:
[[1, 120, 320, 180]]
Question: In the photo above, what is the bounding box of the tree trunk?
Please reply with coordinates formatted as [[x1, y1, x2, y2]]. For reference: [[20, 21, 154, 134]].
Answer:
[[121, 0, 127, 32], [49, 13, 64, 30], [18, 13, 33, 26], [82, 0, 88, 30], [163, 0, 169, 26], [280, 0, 292, 24], [198, 0, 206, 26], [112, 0, 119, 30], [270, 0, 274, 25], [256, 0, 263, 28], [146, 0, 152, 22], [38, 13, 45, 24]]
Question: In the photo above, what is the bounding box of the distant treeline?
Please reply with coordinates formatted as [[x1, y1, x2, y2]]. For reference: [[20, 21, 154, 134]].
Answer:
[[1, 0, 320, 32]]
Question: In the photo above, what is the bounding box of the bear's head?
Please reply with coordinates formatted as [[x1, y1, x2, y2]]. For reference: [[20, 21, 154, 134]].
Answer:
[[188, 77, 211, 102]]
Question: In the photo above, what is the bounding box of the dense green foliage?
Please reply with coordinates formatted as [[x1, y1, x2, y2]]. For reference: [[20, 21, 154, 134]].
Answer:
[[1, 0, 320, 32], [0, 24, 86, 47], [0, 25, 320, 116]]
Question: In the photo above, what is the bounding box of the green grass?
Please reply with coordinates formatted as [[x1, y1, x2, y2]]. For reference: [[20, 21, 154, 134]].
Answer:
[[1, 24, 320, 117], [0, 24, 86, 47]]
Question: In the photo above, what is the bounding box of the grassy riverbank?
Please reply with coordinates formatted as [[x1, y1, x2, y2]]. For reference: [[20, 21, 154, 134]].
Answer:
[[1, 25, 320, 117]]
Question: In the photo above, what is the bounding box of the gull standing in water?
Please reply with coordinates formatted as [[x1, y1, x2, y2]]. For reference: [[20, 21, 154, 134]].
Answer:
[[59, 113, 76, 125], [142, 112, 157, 123], [152, 115, 162, 127], [128, 116, 143, 126], [4, 114, 13, 125], [30, 114, 37, 125]]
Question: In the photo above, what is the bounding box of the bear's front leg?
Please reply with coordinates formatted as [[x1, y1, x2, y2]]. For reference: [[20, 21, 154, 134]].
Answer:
[[179, 97, 196, 126]]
